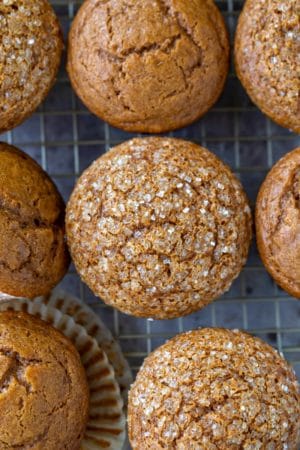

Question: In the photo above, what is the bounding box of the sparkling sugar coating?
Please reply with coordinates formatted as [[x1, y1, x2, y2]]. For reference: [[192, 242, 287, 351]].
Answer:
[[128, 329, 300, 450], [0, 0, 63, 133], [235, 0, 300, 133], [66, 138, 252, 319]]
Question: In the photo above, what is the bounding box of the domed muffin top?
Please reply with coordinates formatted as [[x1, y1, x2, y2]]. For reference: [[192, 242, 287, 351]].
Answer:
[[129, 328, 300, 449], [235, 0, 300, 133], [0, 0, 63, 133], [256, 147, 300, 298], [0, 143, 69, 298], [0, 311, 89, 450], [67, 138, 251, 319], [67, 0, 229, 133]]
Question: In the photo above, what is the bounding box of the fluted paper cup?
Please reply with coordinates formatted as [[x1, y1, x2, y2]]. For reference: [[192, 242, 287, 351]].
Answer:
[[0, 299, 126, 450]]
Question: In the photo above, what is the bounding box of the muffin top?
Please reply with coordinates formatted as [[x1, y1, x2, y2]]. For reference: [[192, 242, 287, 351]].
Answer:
[[0, 311, 89, 450], [256, 147, 300, 298], [128, 328, 300, 450], [0, 0, 63, 133], [66, 138, 251, 319], [67, 0, 229, 133], [235, 0, 300, 133], [0, 143, 69, 298]]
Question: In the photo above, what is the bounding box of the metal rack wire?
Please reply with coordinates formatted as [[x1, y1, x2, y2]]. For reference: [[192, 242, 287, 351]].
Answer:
[[2, 0, 300, 403]]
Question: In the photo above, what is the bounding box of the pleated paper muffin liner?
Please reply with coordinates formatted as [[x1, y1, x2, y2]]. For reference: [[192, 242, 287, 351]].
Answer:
[[33, 289, 132, 404], [0, 299, 126, 450]]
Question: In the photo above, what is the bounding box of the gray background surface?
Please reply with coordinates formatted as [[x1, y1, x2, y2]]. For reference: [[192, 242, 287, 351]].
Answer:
[[1, 2, 300, 447]]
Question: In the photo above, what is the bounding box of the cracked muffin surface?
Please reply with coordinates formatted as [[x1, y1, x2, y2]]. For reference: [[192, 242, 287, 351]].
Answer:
[[66, 138, 252, 319], [0, 142, 69, 298], [256, 147, 300, 298], [0, 311, 89, 450], [128, 328, 300, 450], [235, 0, 300, 133], [0, 0, 63, 134], [67, 0, 229, 133]]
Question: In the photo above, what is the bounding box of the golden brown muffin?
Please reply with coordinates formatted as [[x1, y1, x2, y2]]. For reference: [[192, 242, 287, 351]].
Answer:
[[0, 311, 89, 450], [66, 138, 252, 319], [67, 0, 229, 134], [0, 298, 128, 450], [256, 147, 300, 298], [128, 328, 300, 450], [0, 142, 69, 298], [235, 0, 300, 133], [0, 0, 63, 134]]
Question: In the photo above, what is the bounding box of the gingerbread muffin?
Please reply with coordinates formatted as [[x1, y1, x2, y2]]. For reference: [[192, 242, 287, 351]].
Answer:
[[0, 143, 69, 298], [256, 147, 300, 298], [0, 0, 63, 134], [67, 0, 229, 133], [0, 311, 89, 450], [235, 0, 300, 133], [66, 138, 252, 319], [128, 328, 300, 450]]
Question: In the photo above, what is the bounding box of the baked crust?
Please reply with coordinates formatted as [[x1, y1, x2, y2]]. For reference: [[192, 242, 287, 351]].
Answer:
[[128, 328, 300, 449], [67, 0, 229, 133], [0, 142, 69, 298], [0, 0, 63, 134], [235, 0, 300, 133], [0, 311, 89, 450], [66, 137, 252, 319], [256, 147, 300, 298]]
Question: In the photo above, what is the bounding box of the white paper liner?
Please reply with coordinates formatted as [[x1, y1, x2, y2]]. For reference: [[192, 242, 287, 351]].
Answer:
[[0, 299, 126, 450], [0, 291, 17, 299], [33, 289, 132, 404]]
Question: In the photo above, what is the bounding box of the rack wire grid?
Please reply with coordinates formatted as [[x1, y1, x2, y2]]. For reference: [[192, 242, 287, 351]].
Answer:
[[2, 0, 300, 425]]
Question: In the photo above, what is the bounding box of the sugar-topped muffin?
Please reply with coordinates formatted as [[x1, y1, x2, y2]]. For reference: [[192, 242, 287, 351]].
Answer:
[[0, 311, 89, 450], [128, 328, 300, 449], [0, 0, 63, 133], [67, 0, 229, 133], [235, 0, 299, 133], [66, 138, 252, 319]]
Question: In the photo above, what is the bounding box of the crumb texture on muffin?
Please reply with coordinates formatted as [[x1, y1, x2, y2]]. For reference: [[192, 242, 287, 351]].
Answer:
[[0, 311, 89, 450], [67, 0, 229, 133], [66, 138, 251, 319], [128, 328, 300, 449], [0, 143, 69, 298], [0, 0, 63, 133], [235, 0, 300, 133], [256, 147, 300, 298]]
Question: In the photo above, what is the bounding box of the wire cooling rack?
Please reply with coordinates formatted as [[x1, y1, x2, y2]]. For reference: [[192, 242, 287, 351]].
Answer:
[[2, 0, 300, 409]]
